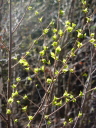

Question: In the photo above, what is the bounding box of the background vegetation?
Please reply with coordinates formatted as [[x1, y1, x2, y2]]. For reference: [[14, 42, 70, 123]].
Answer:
[[0, 0, 96, 128]]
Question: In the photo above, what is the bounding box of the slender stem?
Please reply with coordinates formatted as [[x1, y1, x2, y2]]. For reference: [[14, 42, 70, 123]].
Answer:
[[0, 113, 7, 123], [7, 0, 12, 127]]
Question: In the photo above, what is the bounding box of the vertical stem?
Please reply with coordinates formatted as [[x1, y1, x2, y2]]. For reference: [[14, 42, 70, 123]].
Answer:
[[7, 0, 12, 127], [0, 1, 3, 128], [0, 67, 3, 128], [57, 1, 60, 30]]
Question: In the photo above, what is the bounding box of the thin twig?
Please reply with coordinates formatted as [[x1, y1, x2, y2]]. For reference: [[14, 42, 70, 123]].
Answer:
[[0, 113, 8, 123], [12, 0, 32, 34]]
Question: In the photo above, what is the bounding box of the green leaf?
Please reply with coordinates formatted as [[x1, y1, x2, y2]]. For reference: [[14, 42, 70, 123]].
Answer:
[[51, 52, 55, 59], [27, 123, 30, 127], [90, 33, 95, 37], [83, 8, 88, 13], [55, 70, 59, 75], [43, 46, 48, 51], [70, 68, 74, 73], [14, 119, 18, 123], [65, 20, 71, 26], [25, 67, 30, 71], [12, 84, 17, 88], [19, 59, 29, 66], [86, 17, 91, 22], [69, 118, 73, 123], [26, 51, 30, 55], [59, 10, 65, 15], [50, 20, 55, 25], [52, 28, 57, 33], [78, 112, 82, 117], [72, 23, 76, 28], [16, 77, 21, 82], [43, 29, 49, 34], [82, 73, 88, 77], [47, 120, 51, 125], [35, 11, 39, 15], [38, 17, 43, 22], [55, 46, 61, 54], [44, 115, 49, 119], [46, 78, 52, 84], [65, 98, 70, 103], [77, 41, 83, 48], [90, 38, 95, 43], [53, 96, 59, 101], [56, 100, 62, 106], [81, 0, 86, 5], [63, 91, 69, 97], [28, 6, 32, 10], [63, 121, 67, 126], [62, 65, 69, 73], [63, 59, 67, 63], [79, 91, 84, 96], [72, 98, 76, 102], [52, 41, 58, 47], [39, 50, 45, 56], [58, 29, 64, 36], [69, 94, 74, 99], [12, 91, 18, 97], [77, 32, 83, 38], [23, 94, 28, 100], [6, 109, 11, 114], [67, 26, 73, 32], [17, 100, 20, 104], [41, 59, 47, 64], [34, 68, 39, 73], [8, 97, 14, 104], [27, 76, 32, 81], [62, 68, 68, 73], [28, 116, 33, 121], [52, 34, 57, 40], [40, 66, 44, 71], [22, 106, 27, 112]]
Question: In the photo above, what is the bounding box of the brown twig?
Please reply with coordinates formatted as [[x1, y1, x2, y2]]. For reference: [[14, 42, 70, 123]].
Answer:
[[0, 113, 8, 123]]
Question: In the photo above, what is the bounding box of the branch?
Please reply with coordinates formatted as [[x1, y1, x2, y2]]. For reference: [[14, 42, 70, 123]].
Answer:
[[12, 0, 32, 34], [0, 41, 9, 52], [0, 113, 8, 123]]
